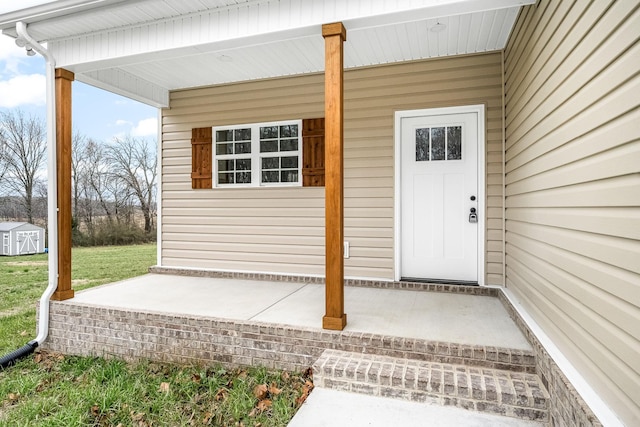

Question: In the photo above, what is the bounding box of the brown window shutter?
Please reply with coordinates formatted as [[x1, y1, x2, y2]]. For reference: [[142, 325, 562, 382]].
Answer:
[[302, 118, 325, 187], [191, 127, 212, 189]]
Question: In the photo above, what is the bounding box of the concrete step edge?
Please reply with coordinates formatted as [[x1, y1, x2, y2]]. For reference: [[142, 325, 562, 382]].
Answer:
[[313, 349, 550, 423]]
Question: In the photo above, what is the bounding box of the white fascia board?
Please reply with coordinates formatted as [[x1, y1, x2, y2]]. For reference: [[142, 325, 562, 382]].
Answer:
[[77, 68, 169, 108], [48, 0, 533, 71], [0, 0, 131, 32]]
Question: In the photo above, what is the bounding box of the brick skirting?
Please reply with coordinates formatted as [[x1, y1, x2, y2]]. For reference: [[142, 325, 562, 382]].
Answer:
[[497, 292, 603, 427], [149, 266, 499, 296], [42, 302, 535, 374]]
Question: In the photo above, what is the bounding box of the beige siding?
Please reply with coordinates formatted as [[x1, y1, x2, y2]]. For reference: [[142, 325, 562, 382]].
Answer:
[[504, 0, 640, 424], [162, 52, 504, 282]]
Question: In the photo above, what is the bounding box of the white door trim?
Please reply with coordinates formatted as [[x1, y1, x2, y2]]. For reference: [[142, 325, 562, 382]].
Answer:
[[394, 104, 486, 285]]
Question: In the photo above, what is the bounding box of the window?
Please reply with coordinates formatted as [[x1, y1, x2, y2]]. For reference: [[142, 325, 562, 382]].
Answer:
[[416, 125, 462, 162], [213, 120, 302, 187]]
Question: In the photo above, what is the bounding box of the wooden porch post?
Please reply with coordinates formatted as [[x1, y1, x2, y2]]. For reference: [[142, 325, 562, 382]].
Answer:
[[322, 22, 347, 330], [51, 68, 75, 301]]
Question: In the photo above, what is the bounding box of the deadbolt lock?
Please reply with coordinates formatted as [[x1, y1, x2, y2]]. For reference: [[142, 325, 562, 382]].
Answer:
[[469, 207, 478, 224]]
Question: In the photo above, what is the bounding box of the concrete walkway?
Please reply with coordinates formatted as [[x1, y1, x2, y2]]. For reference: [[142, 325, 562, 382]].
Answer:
[[288, 388, 545, 427]]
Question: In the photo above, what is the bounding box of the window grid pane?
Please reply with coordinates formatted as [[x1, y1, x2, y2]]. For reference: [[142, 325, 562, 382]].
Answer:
[[214, 121, 301, 187], [447, 126, 462, 160], [416, 125, 463, 162], [259, 124, 300, 185]]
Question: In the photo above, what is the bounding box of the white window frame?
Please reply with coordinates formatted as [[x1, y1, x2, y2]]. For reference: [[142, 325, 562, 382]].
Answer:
[[212, 119, 303, 188]]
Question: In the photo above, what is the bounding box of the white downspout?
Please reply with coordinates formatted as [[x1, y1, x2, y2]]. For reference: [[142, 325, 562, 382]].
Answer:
[[16, 21, 58, 345]]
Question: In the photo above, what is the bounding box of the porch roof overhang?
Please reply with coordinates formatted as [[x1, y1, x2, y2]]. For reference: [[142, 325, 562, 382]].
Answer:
[[0, 0, 533, 108]]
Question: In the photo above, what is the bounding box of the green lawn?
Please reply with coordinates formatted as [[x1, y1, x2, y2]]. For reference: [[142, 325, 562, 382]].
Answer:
[[0, 244, 157, 353], [0, 244, 310, 426]]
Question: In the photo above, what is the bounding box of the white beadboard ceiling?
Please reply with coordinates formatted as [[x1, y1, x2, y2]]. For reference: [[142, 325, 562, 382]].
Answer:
[[0, 0, 534, 107]]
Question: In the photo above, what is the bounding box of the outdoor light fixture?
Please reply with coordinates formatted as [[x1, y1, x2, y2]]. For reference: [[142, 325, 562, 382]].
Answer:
[[15, 36, 36, 56]]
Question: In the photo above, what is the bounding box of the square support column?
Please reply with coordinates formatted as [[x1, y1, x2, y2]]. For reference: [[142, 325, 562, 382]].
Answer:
[[51, 68, 74, 301], [322, 22, 347, 330]]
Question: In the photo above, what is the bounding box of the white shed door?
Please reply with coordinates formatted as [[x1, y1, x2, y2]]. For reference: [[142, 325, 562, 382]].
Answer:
[[401, 112, 479, 282], [16, 231, 38, 255]]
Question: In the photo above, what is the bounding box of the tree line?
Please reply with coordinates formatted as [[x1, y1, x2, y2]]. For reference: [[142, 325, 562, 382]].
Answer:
[[0, 110, 157, 246]]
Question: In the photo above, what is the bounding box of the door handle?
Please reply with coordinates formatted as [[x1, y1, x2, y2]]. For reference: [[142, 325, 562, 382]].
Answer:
[[469, 207, 478, 224]]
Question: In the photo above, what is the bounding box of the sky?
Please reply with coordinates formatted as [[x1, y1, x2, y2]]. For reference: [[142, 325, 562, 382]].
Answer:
[[0, 32, 158, 142]]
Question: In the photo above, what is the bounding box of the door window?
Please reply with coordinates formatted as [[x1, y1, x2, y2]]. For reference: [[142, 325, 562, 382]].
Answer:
[[415, 125, 462, 162]]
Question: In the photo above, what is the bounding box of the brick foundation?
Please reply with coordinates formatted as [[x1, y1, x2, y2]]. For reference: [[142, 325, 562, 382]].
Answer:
[[497, 292, 603, 427], [42, 302, 534, 373]]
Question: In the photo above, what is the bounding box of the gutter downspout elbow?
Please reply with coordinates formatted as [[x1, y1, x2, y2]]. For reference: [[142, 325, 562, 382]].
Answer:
[[15, 21, 59, 348]]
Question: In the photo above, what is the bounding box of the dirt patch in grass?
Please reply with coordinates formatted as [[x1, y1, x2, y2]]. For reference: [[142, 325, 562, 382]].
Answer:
[[5, 261, 48, 267]]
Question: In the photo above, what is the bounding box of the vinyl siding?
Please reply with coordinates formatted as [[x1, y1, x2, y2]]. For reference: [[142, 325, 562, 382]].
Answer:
[[504, 1, 640, 424], [161, 52, 504, 282]]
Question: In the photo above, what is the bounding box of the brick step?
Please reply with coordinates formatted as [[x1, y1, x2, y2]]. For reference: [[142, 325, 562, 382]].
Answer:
[[313, 349, 549, 423], [352, 337, 537, 373]]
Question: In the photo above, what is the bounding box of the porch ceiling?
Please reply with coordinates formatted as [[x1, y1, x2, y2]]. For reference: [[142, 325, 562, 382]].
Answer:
[[0, 0, 533, 107]]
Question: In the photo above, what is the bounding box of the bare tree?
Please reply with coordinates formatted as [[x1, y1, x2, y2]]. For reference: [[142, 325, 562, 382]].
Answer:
[[107, 136, 157, 232], [0, 110, 47, 223], [71, 130, 88, 223], [0, 137, 9, 193], [84, 139, 116, 224]]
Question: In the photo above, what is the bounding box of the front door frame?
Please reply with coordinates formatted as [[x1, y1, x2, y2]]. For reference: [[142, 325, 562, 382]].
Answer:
[[394, 104, 486, 285]]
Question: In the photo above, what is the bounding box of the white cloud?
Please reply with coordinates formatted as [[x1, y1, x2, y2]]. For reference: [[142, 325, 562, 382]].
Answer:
[[0, 35, 26, 76], [0, 73, 46, 107], [115, 119, 132, 126], [131, 117, 157, 137]]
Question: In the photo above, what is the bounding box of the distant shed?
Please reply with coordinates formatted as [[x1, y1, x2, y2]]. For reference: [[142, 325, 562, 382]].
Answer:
[[0, 222, 46, 256]]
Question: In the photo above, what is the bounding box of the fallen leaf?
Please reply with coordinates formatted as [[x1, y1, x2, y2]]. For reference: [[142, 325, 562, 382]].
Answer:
[[19, 330, 28, 337], [159, 382, 170, 393], [215, 388, 228, 401], [90, 405, 100, 417], [131, 411, 146, 422], [281, 372, 290, 381], [296, 380, 314, 407], [236, 369, 248, 380], [203, 411, 213, 424], [257, 399, 272, 412], [303, 367, 313, 380], [34, 353, 42, 364], [191, 373, 201, 383], [8, 392, 20, 403], [253, 384, 268, 400], [269, 382, 281, 396]]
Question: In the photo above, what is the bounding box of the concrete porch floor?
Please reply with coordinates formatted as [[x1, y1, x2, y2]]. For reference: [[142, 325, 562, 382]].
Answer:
[[70, 273, 531, 351]]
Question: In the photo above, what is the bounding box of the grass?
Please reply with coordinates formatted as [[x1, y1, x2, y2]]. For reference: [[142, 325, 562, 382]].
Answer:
[[0, 244, 311, 426], [0, 244, 157, 353]]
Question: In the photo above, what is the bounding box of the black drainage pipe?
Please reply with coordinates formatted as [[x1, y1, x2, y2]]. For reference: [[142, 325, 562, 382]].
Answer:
[[0, 340, 38, 370]]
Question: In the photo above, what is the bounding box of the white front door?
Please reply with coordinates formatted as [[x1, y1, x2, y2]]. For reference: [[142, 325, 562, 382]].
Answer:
[[399, 108, 482, 283]]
